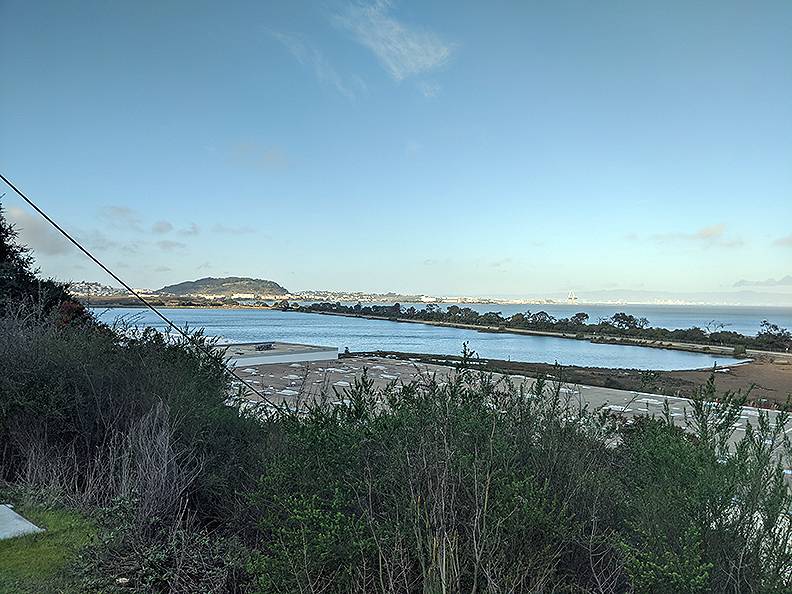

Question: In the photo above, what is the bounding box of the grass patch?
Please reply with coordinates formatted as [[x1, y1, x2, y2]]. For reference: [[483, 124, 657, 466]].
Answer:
[[0, 504, 95, 594]]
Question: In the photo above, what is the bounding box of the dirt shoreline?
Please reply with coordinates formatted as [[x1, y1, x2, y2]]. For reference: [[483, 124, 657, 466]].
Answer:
[[344, 350, 792, 405]]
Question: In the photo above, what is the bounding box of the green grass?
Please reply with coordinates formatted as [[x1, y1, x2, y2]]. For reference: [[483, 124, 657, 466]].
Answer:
[[0, 504, 95, 594]]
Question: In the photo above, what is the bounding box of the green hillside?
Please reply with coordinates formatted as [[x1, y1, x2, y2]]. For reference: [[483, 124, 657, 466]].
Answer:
[[156, 276, 288, 297]]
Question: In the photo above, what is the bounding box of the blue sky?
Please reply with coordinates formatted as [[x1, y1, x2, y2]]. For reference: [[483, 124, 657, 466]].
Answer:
[[1, 0, 791, 301]]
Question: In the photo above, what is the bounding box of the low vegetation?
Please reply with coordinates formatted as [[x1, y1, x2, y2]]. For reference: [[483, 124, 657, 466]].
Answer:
[[0, 502, 95, 594], [2, 205, 792, 592], [301, 301, 792, 353]]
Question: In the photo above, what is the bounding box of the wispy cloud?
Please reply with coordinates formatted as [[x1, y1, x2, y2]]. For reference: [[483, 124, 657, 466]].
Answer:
[[77, 229, 140, 255], [490, 258, 512, 269], [212, 223, 255, 234], [336, 0, 455, 82], [651, 224, 743, 248], [734, 275, 792, 288], [418, 80, 441, 98], [271, 31, 366, 100], [99, 206, 142, 231], [179, 223, 200, 236], [156, 240, 186, 252], [773, 233, 792, 247], [152, 220, 173, 234], [230, 142, 290, 171], [423, 257, 451, 267], [79, 230, 118, 251]]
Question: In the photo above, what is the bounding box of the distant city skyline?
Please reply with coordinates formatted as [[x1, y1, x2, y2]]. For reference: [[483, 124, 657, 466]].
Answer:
[[66, 277, 792, 307], [2, 1, 791, 301]]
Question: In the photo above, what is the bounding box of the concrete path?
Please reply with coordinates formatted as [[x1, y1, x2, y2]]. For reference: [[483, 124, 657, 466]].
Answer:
[[233, 355, 787, 434], [0, 504, 43, 540]]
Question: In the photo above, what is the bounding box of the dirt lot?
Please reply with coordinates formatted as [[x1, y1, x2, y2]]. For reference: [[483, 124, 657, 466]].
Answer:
[[348, 351, 792, 406]]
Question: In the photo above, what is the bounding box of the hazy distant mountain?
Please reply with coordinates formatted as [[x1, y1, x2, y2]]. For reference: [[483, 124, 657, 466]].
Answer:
[[156, 277, 288, 297]]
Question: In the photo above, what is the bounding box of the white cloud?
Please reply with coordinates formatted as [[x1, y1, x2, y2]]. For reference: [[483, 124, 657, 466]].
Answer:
[[7, 207, 73, 256], [152, 220, 173, 234], [651, 224, 743, 248], [230, 142, 290, 171], [179, 223, 200, 236], [336, 0, 455, 81], [212, 223, 255, 234], [99, 205, 142, 231], [156, 240, 186, 252], [271, 31, 366, 100], [418, 80, 441, 98]]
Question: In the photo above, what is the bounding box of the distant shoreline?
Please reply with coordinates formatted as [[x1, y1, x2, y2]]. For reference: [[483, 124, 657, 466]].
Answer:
[[80, 297, 792, 309], [302, 309, 787, 360], [87, 301, 792, 361]]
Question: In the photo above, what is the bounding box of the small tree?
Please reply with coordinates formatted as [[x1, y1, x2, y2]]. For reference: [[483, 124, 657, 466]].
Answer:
[[570, 312, 589, 326], [608, 312, 649, 331], [756, 320, 792, 352]]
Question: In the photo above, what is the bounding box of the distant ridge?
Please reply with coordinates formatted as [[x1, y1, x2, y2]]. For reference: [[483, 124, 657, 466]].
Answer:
[[156, 277, 288, 297]]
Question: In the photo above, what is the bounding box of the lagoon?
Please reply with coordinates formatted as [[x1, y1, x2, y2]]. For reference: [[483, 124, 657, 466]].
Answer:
[[94, 307, 749, 371]]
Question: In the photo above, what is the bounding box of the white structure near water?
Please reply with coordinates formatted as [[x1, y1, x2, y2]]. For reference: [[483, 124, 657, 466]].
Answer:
[[225, 342, 338, 366]]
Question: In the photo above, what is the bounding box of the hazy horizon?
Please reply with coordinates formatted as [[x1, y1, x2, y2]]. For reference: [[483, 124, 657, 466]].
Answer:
[[2, 1, 791, 301], [69, 275, 792, 307]]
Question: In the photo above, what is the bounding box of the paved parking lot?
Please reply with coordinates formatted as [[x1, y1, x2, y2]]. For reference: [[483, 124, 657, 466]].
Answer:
[[231, 355, 787, 441]]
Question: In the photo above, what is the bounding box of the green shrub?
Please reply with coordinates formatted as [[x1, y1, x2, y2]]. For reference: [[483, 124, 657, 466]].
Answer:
[[0, 309, 268, 528], [246, 370, 625, 592], [241, 369, 792, 593], [77, 497, 252, 594]]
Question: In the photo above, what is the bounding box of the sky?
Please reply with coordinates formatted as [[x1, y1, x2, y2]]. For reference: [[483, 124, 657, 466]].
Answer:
[[1, 0, 791, 302]]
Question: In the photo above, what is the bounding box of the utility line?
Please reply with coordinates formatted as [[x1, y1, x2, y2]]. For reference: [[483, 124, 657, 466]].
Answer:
[[0, 172, 275, 405]]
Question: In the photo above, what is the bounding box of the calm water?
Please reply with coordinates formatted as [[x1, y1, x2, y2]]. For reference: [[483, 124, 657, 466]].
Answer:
[[94, 307, 753, 371], [330, 303, 792, 336]]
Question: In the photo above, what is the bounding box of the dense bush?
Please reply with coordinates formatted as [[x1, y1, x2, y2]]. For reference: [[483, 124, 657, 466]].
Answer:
[[0, 308, 268, 528], [77, 496, 251, 594], [3, 307, 792, 592], [244, 367, 792, 593]]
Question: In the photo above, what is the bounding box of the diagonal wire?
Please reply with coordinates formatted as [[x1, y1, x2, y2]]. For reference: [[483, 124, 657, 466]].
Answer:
[[0, 172, 276, 406]]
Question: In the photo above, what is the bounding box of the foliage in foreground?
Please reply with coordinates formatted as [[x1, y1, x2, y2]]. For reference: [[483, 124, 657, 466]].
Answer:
[[247, 368, 792, 594], [3, 306, 792, 593]]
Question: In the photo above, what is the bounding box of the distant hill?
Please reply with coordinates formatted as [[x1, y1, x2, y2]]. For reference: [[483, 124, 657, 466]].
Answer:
[[156, 277, 289, 297]]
